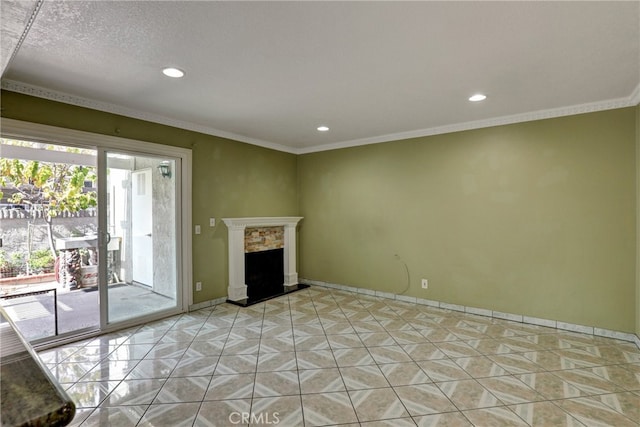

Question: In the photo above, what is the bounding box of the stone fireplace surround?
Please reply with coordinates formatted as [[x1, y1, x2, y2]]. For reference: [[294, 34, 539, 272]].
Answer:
[[222, 217, 306, 306]]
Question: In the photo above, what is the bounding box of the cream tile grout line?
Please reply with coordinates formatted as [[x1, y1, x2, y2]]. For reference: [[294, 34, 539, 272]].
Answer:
[[44, 283, 639, 426], [113, 305, 207, 421], [192, 280, 640, 348], [142, 309, 214, 423], [284, 294, 400, 425], [188, 296, 228, 311], [300, 279, 640, 350], [298, 288, 568, 425]]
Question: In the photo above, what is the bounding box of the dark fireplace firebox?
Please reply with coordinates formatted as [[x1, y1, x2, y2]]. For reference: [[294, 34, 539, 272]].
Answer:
[[245, 248, 284, 301]]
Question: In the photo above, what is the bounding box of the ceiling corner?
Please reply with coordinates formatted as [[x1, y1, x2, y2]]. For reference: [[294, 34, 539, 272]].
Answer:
[[0, 0, 42, 77]]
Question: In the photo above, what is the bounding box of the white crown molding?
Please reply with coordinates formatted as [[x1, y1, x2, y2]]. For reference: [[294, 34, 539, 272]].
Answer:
[[298, 86, 640, 154], [2, 79, 639, 156], [0, 79, 298, 154]]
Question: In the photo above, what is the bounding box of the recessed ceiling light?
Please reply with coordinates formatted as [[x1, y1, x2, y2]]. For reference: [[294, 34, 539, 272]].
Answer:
[[162, 67, 185, 78], [317, 126, 330, 132], [469, 94, 487, 102]]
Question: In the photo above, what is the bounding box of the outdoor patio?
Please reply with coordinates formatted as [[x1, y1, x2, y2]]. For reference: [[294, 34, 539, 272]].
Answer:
[[0, 281, 174, 341]]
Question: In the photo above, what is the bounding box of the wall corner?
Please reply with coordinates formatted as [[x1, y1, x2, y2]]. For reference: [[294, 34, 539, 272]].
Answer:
[[636, 104, 640, 339]]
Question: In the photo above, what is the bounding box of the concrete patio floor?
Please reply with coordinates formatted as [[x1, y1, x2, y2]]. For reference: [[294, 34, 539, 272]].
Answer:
[[0, 282, 174, 341]]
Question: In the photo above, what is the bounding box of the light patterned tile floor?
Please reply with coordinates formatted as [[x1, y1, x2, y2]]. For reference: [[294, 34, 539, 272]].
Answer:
[[40, 286, 640, 426]]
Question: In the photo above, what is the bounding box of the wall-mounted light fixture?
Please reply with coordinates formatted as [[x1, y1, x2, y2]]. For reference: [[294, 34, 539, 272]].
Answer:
[[158, 161, 171, 178]]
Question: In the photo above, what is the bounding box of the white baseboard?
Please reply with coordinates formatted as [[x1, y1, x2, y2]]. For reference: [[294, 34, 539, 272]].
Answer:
[[300, 278, 640, 349]]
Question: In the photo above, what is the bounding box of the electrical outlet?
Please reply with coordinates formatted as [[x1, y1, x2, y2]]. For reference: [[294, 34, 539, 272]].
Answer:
[[195, 225, 201, 234], [209, 217, 215, 227], [196, 281, 202, 291], [421, 279, 428, 289]]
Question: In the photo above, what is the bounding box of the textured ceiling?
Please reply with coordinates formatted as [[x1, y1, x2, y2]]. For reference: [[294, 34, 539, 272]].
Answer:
[[2, 1, 639, 153], [0, 0, 39, 75]]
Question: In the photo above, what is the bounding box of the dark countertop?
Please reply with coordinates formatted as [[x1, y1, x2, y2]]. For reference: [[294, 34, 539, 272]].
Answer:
[[0, 307, 75, 427]]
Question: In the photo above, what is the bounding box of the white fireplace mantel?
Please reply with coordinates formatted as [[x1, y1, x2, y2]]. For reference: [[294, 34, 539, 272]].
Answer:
[[222, 217, 303, 301]]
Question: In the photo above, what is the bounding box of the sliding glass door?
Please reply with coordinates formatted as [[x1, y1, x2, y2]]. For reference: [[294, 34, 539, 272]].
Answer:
[[102, 151, 180, 325], [1, 118, 192, 346]]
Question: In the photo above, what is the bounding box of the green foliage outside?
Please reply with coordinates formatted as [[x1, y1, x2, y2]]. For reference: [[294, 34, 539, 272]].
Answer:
[[28, 249, 56, 273], [0, 157, 97, 260], [0, 250, 26, 277], [0, 158, 97, 215]]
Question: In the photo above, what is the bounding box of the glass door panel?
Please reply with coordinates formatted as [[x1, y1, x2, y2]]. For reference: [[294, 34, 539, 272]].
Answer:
[[0, 138, 100, 341], [105, 152, 178, 324]]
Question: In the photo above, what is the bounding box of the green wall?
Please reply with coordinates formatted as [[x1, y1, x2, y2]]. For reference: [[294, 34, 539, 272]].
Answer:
[[2, 90, 638, 334], [299, 108, 637, 333], [0, 91, 299, 303]]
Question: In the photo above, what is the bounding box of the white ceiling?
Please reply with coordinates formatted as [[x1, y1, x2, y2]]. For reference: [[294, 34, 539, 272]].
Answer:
[[1, 1, 639, 154]]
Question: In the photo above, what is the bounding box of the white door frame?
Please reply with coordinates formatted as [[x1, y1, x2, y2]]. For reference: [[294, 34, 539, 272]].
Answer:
[[0, 118, 193, 336], [131, 168, 154, 287]]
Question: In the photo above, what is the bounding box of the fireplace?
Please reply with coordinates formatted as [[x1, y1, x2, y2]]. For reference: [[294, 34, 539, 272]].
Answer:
[[245, 248, 284, 300], [222, 217, 307, 306]]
